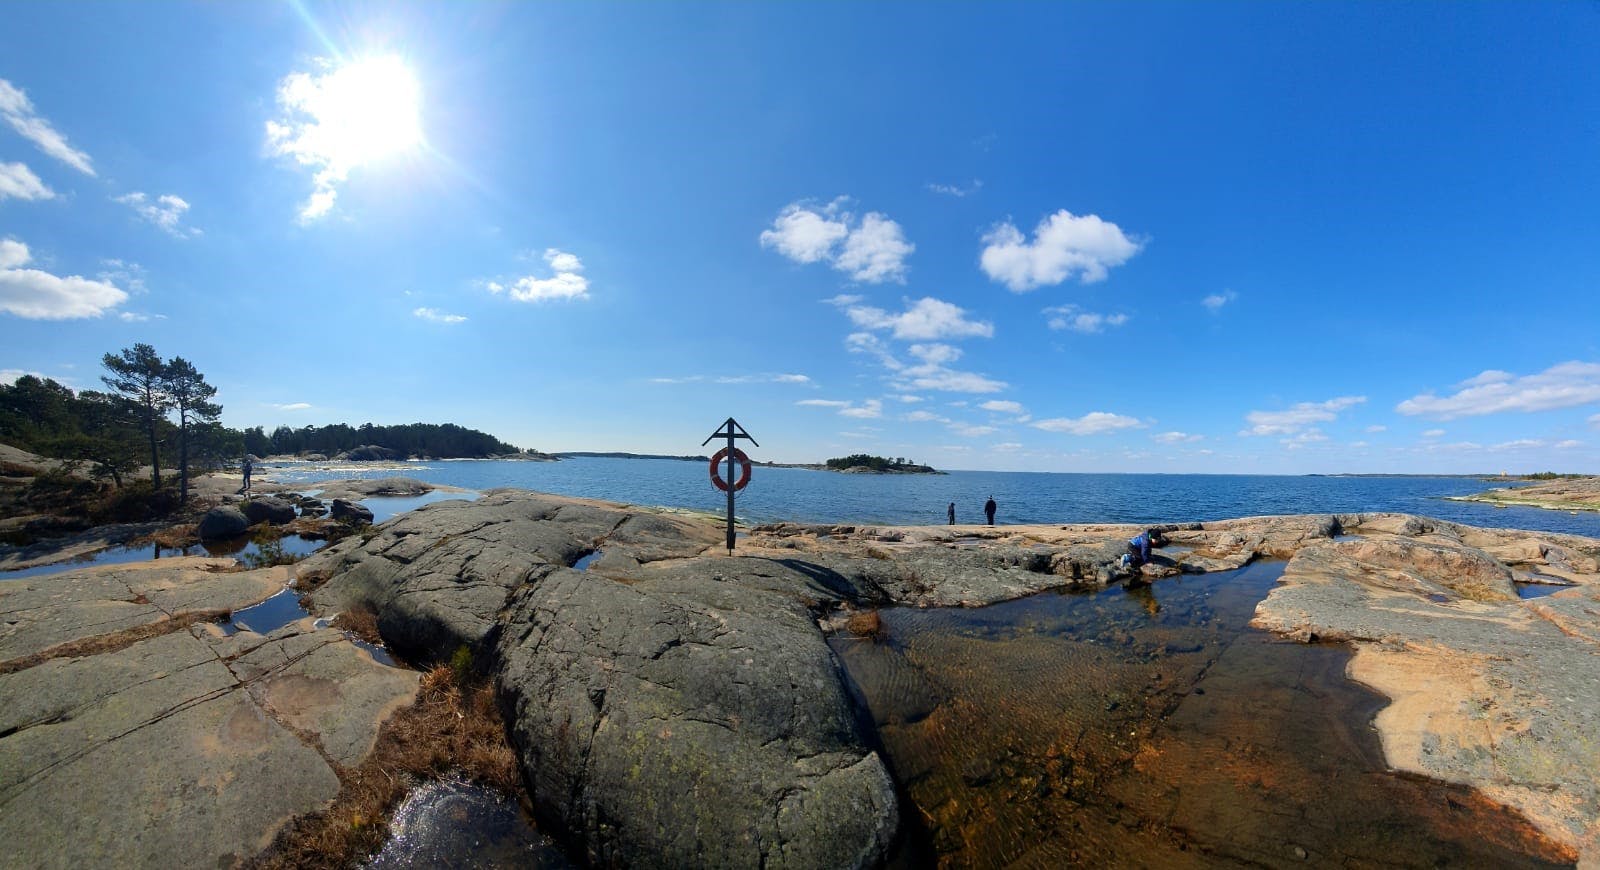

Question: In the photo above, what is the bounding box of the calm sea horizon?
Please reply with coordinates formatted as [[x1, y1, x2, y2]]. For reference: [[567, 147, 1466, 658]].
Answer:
[[261, 456, 1600, 539]]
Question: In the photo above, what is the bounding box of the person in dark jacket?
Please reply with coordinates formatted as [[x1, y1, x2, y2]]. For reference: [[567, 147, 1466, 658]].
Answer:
[[1127, 529, 1156, 567], [984, 496, 997, 525], [947, 502, 956, 525]]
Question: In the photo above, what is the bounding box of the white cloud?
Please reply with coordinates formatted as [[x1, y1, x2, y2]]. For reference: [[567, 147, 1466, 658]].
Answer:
[[903, 410, 949, 423], [271, 402, 312, 412], [992, 442, 1023, 452], [1043, 304, 1129, 333], [1422, 429, 1446, 439], [1034, 412, 1143, 436], [265, 55, 422, 222], [1153, 431, 1203, 444], [824, 294, 863, 307], [949, 423, 998, 437], [1590, 413, 1600, 430], [847, 297, 993, 341], [117, 311, 165, 323], [926, 179, 982, 197], [904, 370, 1007, 393], [0, 162, 53, 201], [797, 399, 850, 408], [499, 249, 590, 302], [1396, 362, 1600, 420], [1281, 429, 1329, 449], [1202, 291, 1237, 312], [980, 400, 1025, 414], [1, 368, 47, 384], [0, 79, 95, 175], [114, 192, 201, 238], [840, 400, 884, 419], [413, 306, 467, 324], [760, 198, 913, 283], [97, 260, 148, 295], [892, 394, 923, 403], [1243, 396, 1367, 436], [0, 238, 127, 319], [979, 209, 1143, 291], [773, 373, 810, 383], [1365, 425, 1388, 433], [1555, 440, 1583, 449]]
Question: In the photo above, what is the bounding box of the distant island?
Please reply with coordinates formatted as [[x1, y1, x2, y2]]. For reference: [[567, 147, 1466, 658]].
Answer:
[[246, 422, 548, 461], [823, 454, 942, 475]]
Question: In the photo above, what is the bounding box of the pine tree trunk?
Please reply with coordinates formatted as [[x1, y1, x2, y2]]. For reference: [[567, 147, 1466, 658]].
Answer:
[[146, 406, 161, 488], [178, 413, 189, 504]]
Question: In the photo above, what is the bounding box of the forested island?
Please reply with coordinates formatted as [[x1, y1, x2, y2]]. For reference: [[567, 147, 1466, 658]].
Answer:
[[823, 454, 941, 474]]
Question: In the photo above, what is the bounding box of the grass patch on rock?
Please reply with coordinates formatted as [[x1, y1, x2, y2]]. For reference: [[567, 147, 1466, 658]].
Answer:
[[248, 664, 527, 869]]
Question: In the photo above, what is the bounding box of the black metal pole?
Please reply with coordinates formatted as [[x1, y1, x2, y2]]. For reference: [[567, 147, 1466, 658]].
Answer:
[[726, 429, 736, 553]]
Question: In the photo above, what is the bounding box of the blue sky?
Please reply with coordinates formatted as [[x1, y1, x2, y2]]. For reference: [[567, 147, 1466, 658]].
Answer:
[[2, 2, 1598, 473]]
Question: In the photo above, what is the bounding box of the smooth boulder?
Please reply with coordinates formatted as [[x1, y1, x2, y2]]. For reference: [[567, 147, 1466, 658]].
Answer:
[[330, 499, 374, 524], [243, 495, 297, 526], [197, 506, 250, 540]]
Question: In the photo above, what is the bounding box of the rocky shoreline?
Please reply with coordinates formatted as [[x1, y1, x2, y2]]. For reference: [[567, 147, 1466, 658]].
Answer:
[[3, 486, 1598, 866], [1452, 476, 1600, 513]]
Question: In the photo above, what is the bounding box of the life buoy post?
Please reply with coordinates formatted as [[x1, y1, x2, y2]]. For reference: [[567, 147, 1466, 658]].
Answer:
[[701, 417, 759, 553]]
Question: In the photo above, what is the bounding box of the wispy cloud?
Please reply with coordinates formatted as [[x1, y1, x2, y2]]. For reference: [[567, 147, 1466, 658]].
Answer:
[[0, 79, 95, 175], [839, 399, 884, 419], [980, 209, 1143, 291], [1422, 428, 1445, 439], [1242, 396, 1366, 436], [979, 400, 1025, 415], [114, 192, 201, 238], [1044, 304, 1129, 333], [1034, 412, 1143, 436], [949, 422, 997, 437], [0, 368, 48, 384], [117, 311, 166, 323], [797, 399, 850, 408], [761, 198, 913, 283], [1365, 424, 1388, 433], [658, 373, 810, 385], [1202, 291, 1237, 312], [0, 238, 127, 319], [1397, 362, 1600, 420], [487, 248, 590, 302], [413, 306, 467, 324], [270, 402, 312, 412], [926, 179, 983, 197], [843, 296, 993, 341], [0, 162, 54, 201], [1153, 431, 1203, 443]]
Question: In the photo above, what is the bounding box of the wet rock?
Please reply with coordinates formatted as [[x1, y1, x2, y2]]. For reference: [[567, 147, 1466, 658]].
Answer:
[[197, 506, 250, 540], [243, 495, 297, 526]]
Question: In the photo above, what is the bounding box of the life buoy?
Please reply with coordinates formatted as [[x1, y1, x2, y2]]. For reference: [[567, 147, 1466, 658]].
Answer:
[[709, 447, 752, 492]]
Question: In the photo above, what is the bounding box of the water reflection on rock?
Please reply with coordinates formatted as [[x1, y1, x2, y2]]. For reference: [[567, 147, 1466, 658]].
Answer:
[[832, 562, 1573, 867], [366, 778, 568, 869]]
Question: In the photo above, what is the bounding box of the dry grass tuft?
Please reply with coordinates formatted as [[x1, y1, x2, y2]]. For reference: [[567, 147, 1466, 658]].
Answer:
[[330, 606, 381, 646], [845, 608, 885, 641], [249, 666, 524, 869]]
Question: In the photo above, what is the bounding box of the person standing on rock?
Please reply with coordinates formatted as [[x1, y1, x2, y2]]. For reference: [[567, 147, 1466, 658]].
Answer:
[[984, 496, 997, 525], [241, 455, 253, 495], [947, 502, 956, 525]]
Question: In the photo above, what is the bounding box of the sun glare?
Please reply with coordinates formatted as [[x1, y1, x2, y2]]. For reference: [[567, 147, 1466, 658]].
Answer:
[[314, 54, 422, 169]]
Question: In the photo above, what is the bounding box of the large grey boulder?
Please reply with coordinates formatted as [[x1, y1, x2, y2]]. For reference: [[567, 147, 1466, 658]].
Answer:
[[197, 506, 250, 540], [243, 495, 297, 526], [330, 499, 374, 524]]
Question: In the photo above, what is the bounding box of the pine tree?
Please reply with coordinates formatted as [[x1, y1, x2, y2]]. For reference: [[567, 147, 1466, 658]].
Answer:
[[163, 356, 221, 504], [101, 344, 171, 487]]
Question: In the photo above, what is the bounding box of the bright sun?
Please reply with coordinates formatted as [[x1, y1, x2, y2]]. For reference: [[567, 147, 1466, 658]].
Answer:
[[314, 54, 423, 169]]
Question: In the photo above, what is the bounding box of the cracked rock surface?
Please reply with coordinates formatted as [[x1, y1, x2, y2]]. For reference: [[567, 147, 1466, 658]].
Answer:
[[0, 558, 418, 869]]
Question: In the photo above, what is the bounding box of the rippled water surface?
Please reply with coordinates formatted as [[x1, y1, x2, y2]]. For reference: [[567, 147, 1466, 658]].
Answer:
[[261, 458, 1600, 537], [831, 563, 1574, 868]]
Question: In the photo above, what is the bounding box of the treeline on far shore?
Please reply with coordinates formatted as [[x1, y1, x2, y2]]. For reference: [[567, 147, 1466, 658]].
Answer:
[[0, 342, 529, 524]]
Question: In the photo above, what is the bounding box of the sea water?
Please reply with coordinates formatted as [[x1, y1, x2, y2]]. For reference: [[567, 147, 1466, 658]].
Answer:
[[260, 457, 1600, 538]]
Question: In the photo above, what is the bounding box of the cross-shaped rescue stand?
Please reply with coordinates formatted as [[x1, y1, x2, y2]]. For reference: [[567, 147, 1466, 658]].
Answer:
[[702, 417, 758, 554]]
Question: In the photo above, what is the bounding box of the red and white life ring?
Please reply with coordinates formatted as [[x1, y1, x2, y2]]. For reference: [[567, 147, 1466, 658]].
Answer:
[[709, 447, 752, 492]]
